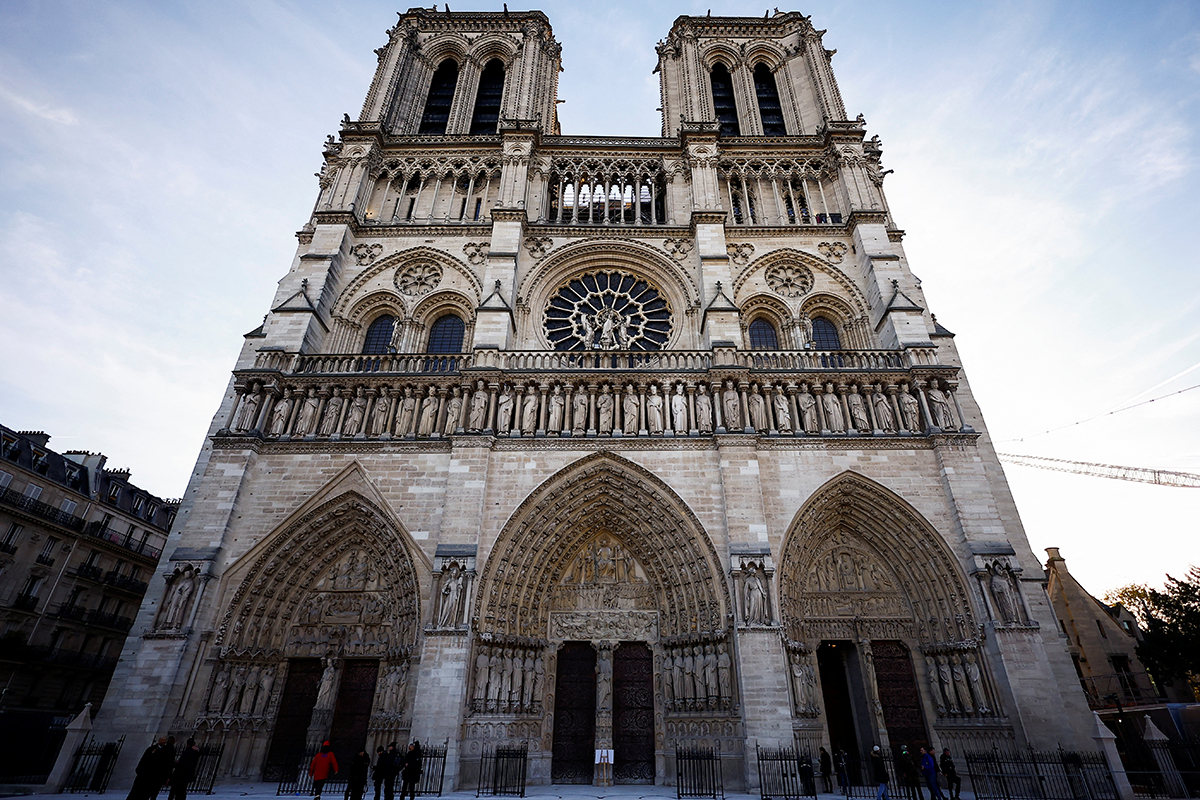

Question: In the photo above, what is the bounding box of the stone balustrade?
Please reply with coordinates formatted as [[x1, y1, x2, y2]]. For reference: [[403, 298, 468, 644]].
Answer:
[[224, 347, 971, 441]]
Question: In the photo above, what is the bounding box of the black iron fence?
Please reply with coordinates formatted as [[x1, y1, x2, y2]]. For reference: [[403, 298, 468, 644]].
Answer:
[[65, 735, 126, 793], [676, 746, 724, 800], [476, 742, 527, 797], [964, 748, 1116, 800], [1122, 737, 1200, 799], [276, 750, 349, 797], [416, 740, 449, 797], [188, 743, 225, 796], [756, 745, 816, 800]]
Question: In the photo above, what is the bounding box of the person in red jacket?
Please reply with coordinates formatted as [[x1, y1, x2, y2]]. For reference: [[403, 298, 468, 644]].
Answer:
[[309, 741, 339, 800]]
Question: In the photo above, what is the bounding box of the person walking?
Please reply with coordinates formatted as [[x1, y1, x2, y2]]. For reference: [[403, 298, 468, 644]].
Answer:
[[939, 749, 962, 800], [399, 741, 423, 800], [371, 746, 387, 800], [896, 746, 923, 800], [347, 747, 372, 800], [127, 737, 169, 800], [919, 747, 944, 800], [819, 747, 833, 794], [167, 739, 200, 800], [308, 741, 339, 800], [871, 746, 891, 800], [835, 749, 849, 798]]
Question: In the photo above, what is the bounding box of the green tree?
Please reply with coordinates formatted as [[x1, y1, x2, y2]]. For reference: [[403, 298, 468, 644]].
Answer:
[[1135, 566, 1200, 699], [1102, 583, 1152, 625]]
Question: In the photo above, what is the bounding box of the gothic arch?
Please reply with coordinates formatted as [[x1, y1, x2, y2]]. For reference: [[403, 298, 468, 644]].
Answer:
[[408, 290, 475, 352], [472, 452, 731, 638], [517, 238, 699, 350], [697, 41, 745, 71], [419, 34, 470, 68], [743, 42, 788, 71], [333, 246, 482, 319], [739, 293, 795, 349], [778, 471, 977, 647], [733, 247, 869, 317], [466, 34, 520, 68]]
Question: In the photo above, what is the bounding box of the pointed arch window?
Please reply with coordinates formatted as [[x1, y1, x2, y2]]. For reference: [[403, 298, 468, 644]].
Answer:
[[362, 315, 397, 354], [427, 314, 465, 353], [748, 318, 779, 350], [419, 59, 459, 134], [754, 63, 786, 135], [710, 63, 740, 136], [811, 317, 841, 350], [470, 59, 506, 135]]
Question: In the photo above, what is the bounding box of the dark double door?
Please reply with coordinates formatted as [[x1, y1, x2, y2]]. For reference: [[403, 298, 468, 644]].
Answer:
[[551, 642, 655, 785]]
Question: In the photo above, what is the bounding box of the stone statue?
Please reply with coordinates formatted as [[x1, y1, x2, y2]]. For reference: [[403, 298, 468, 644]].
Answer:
[[797, 386, 819, 433], [695, 385, 713, 433], [773, 386, 791, 432], [937, 655, 959, 714], [297, 388, 320, 435], [500, 648, 515, 709], [548, 384, 565, 431], [671, 649, 685, 703], [722, 380, 741, 430], [532, 655, 544, 703], [872, 385, 896, 433], [443, 386, 462, 435], [703, 645, 718, 701], [682, 647, 696, 700], [662, 653, 675, 706], [521, 385, 539, 434], [314, 657, 337, 710], [847, 385, 869, 431], [268, 390, 293, 436], [495, 385, 514, 434], [672, 384, 688, 432], [468, 380, 489, 431], [522, 651, 535, 709], [437, 563, 464, 627], [234, 385, 261, 431], [225, 665, 246, 714], [748, 384, 768, 432], [509, 649, 524, 708], [791, 652, 814, 713], [744, 564, 768, 624], [952, 654, 973, 714], [209, 664, 229, 712], [597, 648, 613, 711], [926, 656, 946, 716], [254, 666, 275, 716], [239, 666, 260, 714], [647, 385, 665, 434], [717, 644, 732, 702], [899, 384, 920, 430], [965, 651, 990, 713], [990, 565, 1021, 623], [927, 381, 955, 429], [473, 647, 490, 703], [369, 391, 391, 436], [318, 390, 343, 436], [486, 649, 503, 707], [343, 387, 368, 435], [163, 569, 196, 629], [396, 386, 417, 435], [417, 386, 438, 436], [622, 384, 639, 433], [572, 386, 588, 433], [597, 385, 614, 434], [822, 384, 845, 432]]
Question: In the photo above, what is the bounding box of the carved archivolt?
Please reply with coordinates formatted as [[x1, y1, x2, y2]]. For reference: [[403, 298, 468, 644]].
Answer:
[[394, 261, 444, 296], [732, 248, 869, 321], [472, 452, 730, 639], [333, 246, 482, 319], [778, 471, 977, 648]]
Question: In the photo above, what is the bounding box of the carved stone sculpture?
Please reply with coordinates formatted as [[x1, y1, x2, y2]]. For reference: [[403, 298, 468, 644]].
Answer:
[[521, 386, 539, 435], [343, 387, 367, 435], [234, 385, 261, 432], [722, 380, 741, 430], [773, 386, 791, 432], [822, 384, 845, 432], [297, 388, 320, 435], [268, 390, 293, 436], [847, 386, 869, 431], [209, 664, 229, 712], [369, 391, 391, 436], [748, 385, 768, 432], [622, 385, 639, 433], [695, 385, 713, 433], [396, 387, 417, 435], [437, 563, 464, 627], [744, 564, 769, 624], [647, 385, 664, 434], [468, 380, 489, 431], [872, 385, 896, 433], [572, 386, 588, 433], [899, 384, 920, 430], [671, 384, 688, 432], [927, 380, 955, 429], [318, 390, 343, 436], [496, 386, 514, 434], [314, 657, 337, 710], [443, 387, 462, 435], [798, 385, 820, 433]]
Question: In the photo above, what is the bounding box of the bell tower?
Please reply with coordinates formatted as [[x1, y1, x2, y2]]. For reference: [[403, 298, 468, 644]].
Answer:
[[361, 8, 561, 136]]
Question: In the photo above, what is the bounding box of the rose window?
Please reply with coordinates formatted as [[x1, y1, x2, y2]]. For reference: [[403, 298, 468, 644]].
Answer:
[[544, 270, 671, 351]]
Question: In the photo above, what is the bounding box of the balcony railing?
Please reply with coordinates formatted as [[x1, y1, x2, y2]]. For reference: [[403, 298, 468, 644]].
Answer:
[[0, 639, 119, 671], [86, 610, 134, 631], [52, 603, 89, 621], [74, 563, 103, 581], [0, 487, 86, 532], [0, 541, 16, 555], [12, 593, 39, 612], [84, 521, 162, 560], [103, 570, 148, 595]]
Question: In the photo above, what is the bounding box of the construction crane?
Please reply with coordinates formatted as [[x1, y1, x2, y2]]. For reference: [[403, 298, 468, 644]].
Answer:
[[996, 453, 1200, 488]]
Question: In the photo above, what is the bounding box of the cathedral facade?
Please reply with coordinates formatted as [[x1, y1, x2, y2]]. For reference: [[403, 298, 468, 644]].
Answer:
[[95, 9, 1095, 789]]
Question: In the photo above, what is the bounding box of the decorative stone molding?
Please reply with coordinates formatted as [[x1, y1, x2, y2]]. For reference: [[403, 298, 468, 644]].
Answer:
[[463, 242, 488, 265], [663, 239, 694, 260], [350, 243, 384, 266], [817, 241, 848, 264], [522, 236, 553, 260], [765, 261, 814, 298], [394, 261, 443, 296], [726, 242, 755, 265]]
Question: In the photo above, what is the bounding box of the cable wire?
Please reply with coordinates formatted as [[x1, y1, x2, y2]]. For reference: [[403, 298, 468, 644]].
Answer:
[[994, 383, 1200, 444]]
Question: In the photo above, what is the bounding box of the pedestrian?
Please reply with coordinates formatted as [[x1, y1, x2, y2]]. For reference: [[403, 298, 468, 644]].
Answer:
[[383, 742, 400, 800], [127, 737, 169, 800], [372, 746, 386, 800], [896, 746, 923, 800], [399, 741, 423, 800], [919, 747, 944, 800], [309, 741, 339, 800], [347, 747, 372, 800], [939, 749, 961, 800], [819, 747, 833, 794], [158, 737, 177, 796], [871, 746, 891, 800], [835, 749, 849, 798], [168, 739, 200, 800]]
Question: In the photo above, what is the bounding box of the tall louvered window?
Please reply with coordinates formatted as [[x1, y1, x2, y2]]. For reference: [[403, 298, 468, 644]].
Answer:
[[419, 60, 459, 134], [470, 59, 506, 135], [754, 63, 786, 135], [710, 63, 740, 136]]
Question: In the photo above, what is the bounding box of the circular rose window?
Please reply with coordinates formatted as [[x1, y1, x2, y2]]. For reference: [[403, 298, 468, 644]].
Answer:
[[544, 270, 671, 351]]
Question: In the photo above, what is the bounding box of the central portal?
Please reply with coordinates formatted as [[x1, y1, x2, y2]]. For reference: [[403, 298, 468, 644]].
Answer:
[[613, 643, 654, 783]]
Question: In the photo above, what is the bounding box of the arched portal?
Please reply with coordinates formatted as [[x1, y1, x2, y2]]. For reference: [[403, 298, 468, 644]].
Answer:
[[464, 453, 739, 785], [195, 488, 426, 779], [777, 472, 1008, 762]]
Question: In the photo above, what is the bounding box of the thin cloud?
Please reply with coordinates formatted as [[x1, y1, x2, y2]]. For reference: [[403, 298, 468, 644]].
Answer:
[[0, 81, 78, 125]]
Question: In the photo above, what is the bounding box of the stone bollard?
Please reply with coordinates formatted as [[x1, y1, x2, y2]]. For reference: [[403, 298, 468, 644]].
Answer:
[[46, 702, 93, 793], [1093, 711, 1135, 800]]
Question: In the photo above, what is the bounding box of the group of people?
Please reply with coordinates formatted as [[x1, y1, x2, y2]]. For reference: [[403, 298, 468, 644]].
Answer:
[[307, 739, 423, 800], [817, 744, 962, 800], [126, 736, 201, 800]]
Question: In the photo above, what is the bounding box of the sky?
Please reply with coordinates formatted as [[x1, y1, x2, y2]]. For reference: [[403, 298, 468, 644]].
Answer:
[[0, 1, 1197, 597]]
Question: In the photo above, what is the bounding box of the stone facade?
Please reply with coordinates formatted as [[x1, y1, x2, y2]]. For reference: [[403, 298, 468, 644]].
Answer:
[[93, 9, 1096, 790]]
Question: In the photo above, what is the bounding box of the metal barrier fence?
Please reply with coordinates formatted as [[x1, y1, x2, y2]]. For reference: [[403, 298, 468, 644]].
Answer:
[[756, 745, 817, 800], [275, 750, 349, 797], [65, 735, 126, 793], [1123, 737, 1200, 799], [417, 740, 449, 797], [676, 746, 724, 800], [476, 742, 527, 797], [964, 748, 1116, 800], [190, 743, 225, 796]]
